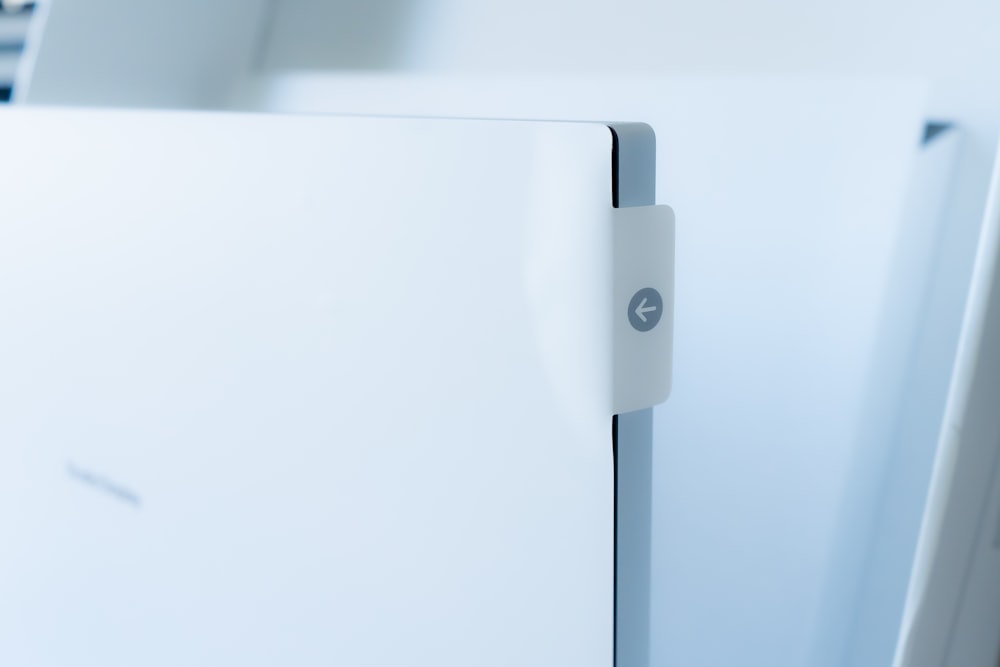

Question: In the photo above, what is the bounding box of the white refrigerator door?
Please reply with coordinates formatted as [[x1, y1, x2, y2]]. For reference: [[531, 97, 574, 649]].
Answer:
[[0, 109, 668, 666]]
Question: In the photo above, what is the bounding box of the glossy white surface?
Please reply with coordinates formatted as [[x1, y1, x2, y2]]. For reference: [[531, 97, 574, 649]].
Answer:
[[0, 109, 625, 666]]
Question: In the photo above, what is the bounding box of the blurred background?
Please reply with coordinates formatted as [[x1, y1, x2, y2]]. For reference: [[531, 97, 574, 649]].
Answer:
[[0, 1, 31, 102], [4, 1, 1000, 665]]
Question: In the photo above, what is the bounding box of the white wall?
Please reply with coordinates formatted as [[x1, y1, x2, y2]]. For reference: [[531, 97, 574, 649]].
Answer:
[[256, 0, 1000, 191], [400, 0, 1000, 78]]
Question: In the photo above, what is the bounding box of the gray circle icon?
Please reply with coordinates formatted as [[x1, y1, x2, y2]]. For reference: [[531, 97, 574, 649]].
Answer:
[[628, 287, 663, 332]]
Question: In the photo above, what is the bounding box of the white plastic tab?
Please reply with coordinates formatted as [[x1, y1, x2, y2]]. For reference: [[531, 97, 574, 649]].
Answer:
[[613, 205, 675, 414]]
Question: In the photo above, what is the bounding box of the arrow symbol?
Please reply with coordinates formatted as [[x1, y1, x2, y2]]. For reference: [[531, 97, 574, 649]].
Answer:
[[634, 297, 657, 323]]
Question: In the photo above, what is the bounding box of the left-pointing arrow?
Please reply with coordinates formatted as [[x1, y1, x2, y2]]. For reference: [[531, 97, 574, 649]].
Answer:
[[634, 297, 657, 323], [627, 287, 664, 332]]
